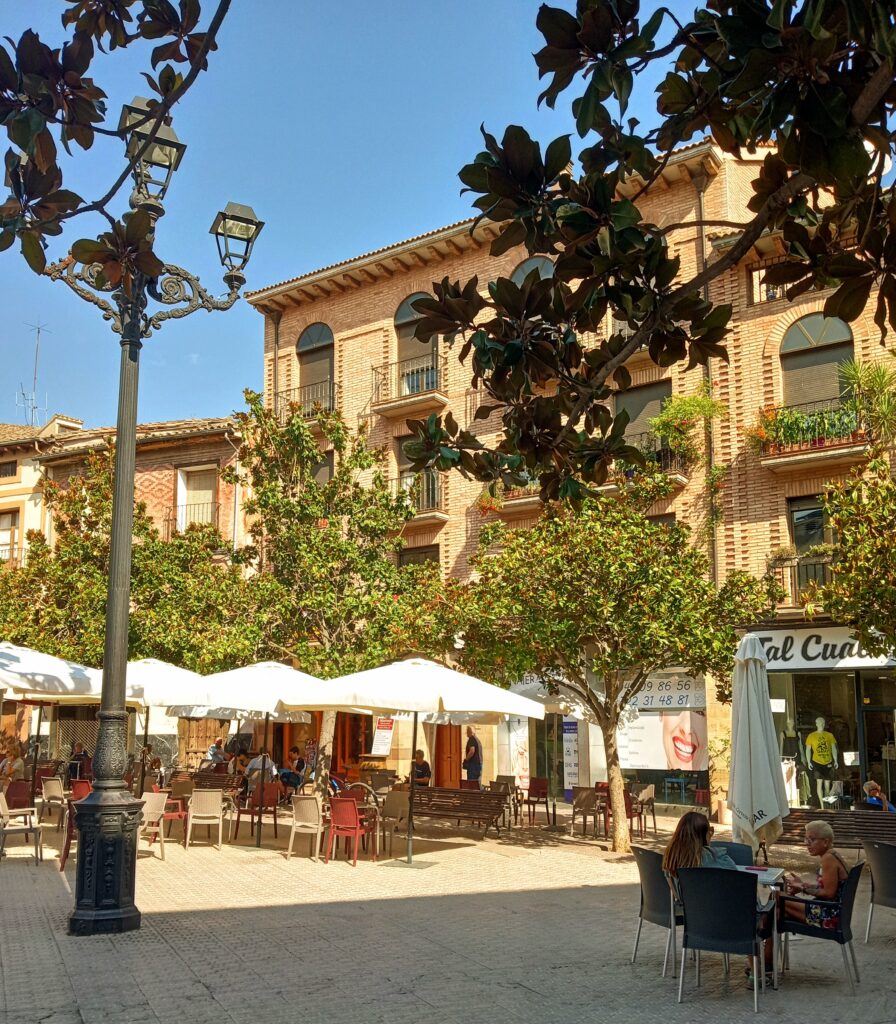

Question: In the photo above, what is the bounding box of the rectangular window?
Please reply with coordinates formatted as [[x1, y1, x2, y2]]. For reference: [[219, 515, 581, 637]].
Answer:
[[399, 544, 439, 567], [615, 380, 672, 440], [787, 496, 829, 553], [178, 467, 218, 529], [748, 267, 782, 304], [0, 509, 19, 561], [312, 450, 334, 485], [647, 513, 676, 528], [0, 461, 16, 478]]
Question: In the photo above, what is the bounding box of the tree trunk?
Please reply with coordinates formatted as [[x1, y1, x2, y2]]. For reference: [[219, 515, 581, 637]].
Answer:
[[313, 709, 336, 799], [603, 721, 631, 853]]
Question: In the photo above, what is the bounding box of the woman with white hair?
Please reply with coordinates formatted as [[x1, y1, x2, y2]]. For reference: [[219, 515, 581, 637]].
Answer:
[[782, 820, 849, 927]]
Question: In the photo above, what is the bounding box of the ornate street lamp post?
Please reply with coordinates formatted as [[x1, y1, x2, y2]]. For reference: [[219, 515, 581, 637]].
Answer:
[[46, 98, 263, 935]]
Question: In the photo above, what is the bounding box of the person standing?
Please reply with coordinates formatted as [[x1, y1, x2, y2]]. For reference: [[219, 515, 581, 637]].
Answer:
[[463, 726, 482, 787]]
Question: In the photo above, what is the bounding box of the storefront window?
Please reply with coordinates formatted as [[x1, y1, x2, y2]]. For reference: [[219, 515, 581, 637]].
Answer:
[[860, 671, 896, 803], [768, 671, 860, 807]]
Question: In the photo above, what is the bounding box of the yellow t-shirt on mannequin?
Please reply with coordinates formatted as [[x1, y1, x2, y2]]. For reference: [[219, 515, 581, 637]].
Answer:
[[806, 730, 836, 765]]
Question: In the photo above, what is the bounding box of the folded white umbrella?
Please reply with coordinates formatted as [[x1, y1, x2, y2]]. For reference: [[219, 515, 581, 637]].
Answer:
[[728, 634, 790, 850], [0, 642, 104, 703]]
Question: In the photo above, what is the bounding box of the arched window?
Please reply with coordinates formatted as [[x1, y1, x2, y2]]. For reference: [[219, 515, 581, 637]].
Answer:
[[394, 292, 434, 363], [296, 322, 335, 413], [394, 292, 438, 394], [780, 314, 853, 406], [510, 256, 554, 286]]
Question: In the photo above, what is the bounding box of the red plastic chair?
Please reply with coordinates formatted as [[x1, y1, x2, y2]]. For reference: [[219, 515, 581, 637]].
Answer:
[[524, 777, 550, 824], [234, 781, 281, 840], [325, 795, 377, 866], [4, 780, 33, 809], [70, 779, 93, 802], [694, 788, 710, 806], [59, 799, 77, 871], [604, 789, 644, 839]]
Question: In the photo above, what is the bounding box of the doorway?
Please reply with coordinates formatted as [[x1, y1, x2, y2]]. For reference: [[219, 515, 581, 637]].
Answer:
[[535, 713, 565, 799], [434, 724, 461, 787]]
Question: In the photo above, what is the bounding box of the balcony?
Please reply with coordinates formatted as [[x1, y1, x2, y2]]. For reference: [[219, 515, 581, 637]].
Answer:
[[752, 399, 867, 473], [275, 380, 337, 423], [499, 479, 542, 514], [625, 432, 690, 484], [372, 354, 449, 417], [0, 544, 22, 568], [769, 556, 833, 608], [164, 502, 220, 540], [393, 470, 448, 526]]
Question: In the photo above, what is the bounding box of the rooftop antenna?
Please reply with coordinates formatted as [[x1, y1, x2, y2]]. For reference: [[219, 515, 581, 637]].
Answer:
[[17, 322, 50, 427]]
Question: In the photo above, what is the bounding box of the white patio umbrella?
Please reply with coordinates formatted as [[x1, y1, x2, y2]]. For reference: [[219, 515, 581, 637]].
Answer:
[[279, 658, 546, 863], [728, 634, 790, 851], [510, 678, 597, 722], [184, 662, 318, 846]]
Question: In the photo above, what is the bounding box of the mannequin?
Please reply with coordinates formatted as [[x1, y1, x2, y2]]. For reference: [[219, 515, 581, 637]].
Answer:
[[780, 718, 801, 760], [805, 716, 838, 807]]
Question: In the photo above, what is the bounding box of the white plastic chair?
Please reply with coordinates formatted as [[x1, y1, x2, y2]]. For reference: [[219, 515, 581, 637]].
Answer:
[[39, 776, 69, 829], [286, 794, 324, 861], [0, 803, 43, 864], [140, 792, 168, 860], [186, 789, 229, 850], [379, 790, 407, 857]]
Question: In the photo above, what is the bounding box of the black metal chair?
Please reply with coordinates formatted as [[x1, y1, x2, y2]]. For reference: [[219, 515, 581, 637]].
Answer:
[[631, 845, 683, 977], [710, 839, 754, 866], [862, 840, 896, 943], [676, 867, 773, 1013], [778, 861, 864, 996]]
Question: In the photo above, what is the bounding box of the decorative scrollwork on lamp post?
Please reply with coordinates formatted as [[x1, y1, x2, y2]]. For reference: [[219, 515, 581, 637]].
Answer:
[[46, 96, 263, 936]]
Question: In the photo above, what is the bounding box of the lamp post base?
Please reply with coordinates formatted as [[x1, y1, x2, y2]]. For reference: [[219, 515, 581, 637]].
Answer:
[[68, 787, 143, 936]]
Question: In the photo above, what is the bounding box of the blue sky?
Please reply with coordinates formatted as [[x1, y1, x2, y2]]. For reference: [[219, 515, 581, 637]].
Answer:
[[0, 2, 681, 428]]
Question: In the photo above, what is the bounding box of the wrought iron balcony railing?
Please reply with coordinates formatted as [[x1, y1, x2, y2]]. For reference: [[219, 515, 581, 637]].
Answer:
[[163, 501, 220, 539], [769, 556, 833, 604], [753, 399, 861, 457], [625, 431, 690, 476], [0, 544, 21, 567], [393, 469, 444, 514], [373, 353, 446, 405], [275, 380, 337, 421]]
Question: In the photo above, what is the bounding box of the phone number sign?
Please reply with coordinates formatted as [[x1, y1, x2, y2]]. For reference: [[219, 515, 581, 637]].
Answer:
[[627, 672, 706, 710]]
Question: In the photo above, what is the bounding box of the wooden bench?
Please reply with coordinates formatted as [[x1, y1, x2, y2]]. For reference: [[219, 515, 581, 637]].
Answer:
[[411, 786, 507, 837], [771, 807, 896, 851]]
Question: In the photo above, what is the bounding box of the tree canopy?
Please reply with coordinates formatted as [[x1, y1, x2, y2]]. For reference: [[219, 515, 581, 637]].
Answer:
[[446, 475, 776, 850], [405, 0, 896, 500], [0, 0, 229, 278], [0, 445, 270, 671]]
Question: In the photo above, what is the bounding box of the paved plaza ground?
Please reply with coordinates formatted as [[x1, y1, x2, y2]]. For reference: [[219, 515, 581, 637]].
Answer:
[[1, 810, 894, 1024]]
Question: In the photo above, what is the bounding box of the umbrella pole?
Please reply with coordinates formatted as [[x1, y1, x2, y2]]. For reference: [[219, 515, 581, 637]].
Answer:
[[256, 712, 269, 849], [29, 703, 43, 808], [406, 711, 418, 865], [138, 706, 149, 797]]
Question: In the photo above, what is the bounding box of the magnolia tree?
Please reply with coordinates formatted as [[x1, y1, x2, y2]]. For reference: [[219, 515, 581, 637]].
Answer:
[[0, 446, 269, 670], [405, 1, 896, 498], [0, 0, 230, 277], [227, 392, 446, 794], [446, 478, 775, 852]]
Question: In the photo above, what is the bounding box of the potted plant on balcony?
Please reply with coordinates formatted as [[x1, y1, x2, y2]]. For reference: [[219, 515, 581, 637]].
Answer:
[[767, 544, 796, 567], [744, 406, 781, 454], [647, 382, 727, 469]]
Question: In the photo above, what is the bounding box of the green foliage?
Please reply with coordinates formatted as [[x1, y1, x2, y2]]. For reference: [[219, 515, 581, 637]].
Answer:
[[0, 446, 267, 671], [445, 487, 774, 849], [805, 455, 896, 656], [228, 391, 447, 680], [405, 1, 896, 500], [839, 357, 896, 446], [647, 382, 727, 467], [0, 2, 223, 272]]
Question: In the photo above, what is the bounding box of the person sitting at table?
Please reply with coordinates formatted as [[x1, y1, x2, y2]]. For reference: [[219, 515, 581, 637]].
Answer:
[[409, 749, 432, 787], [66, 741, 90, 784], [1, 744, 25, 790], [661, 811, 738, 877], [862, 780, 896, 812], [245, 748, 278, 786], [278, 746, 305, 794], [781, 820, 849, 928], [206, 737, 227, 763]]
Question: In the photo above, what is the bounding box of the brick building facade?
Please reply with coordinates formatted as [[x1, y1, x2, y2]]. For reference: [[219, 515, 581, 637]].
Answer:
[[247, 140, 896, 808]]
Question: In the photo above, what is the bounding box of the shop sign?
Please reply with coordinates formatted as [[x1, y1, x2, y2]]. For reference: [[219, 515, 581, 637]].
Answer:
[[562, 717, 579, 789], [627, 671, 706, 709], [370, 717, 395, 756], [758, 627, 896, 672]]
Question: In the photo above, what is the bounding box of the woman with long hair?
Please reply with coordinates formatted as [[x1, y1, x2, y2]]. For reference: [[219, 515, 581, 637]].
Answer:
[[662, 811, 737, 875]]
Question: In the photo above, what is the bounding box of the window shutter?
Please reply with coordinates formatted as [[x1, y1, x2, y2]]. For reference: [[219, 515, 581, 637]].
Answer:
[[615, 380, 672, 438], [299, 344, 333, 386], [781, 341, 853, 406]]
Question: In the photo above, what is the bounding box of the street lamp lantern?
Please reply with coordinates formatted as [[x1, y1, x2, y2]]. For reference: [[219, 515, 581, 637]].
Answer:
[[210, 202, 264, 283], [46, 103, 261, 937], [118, 96, 187, 205]]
